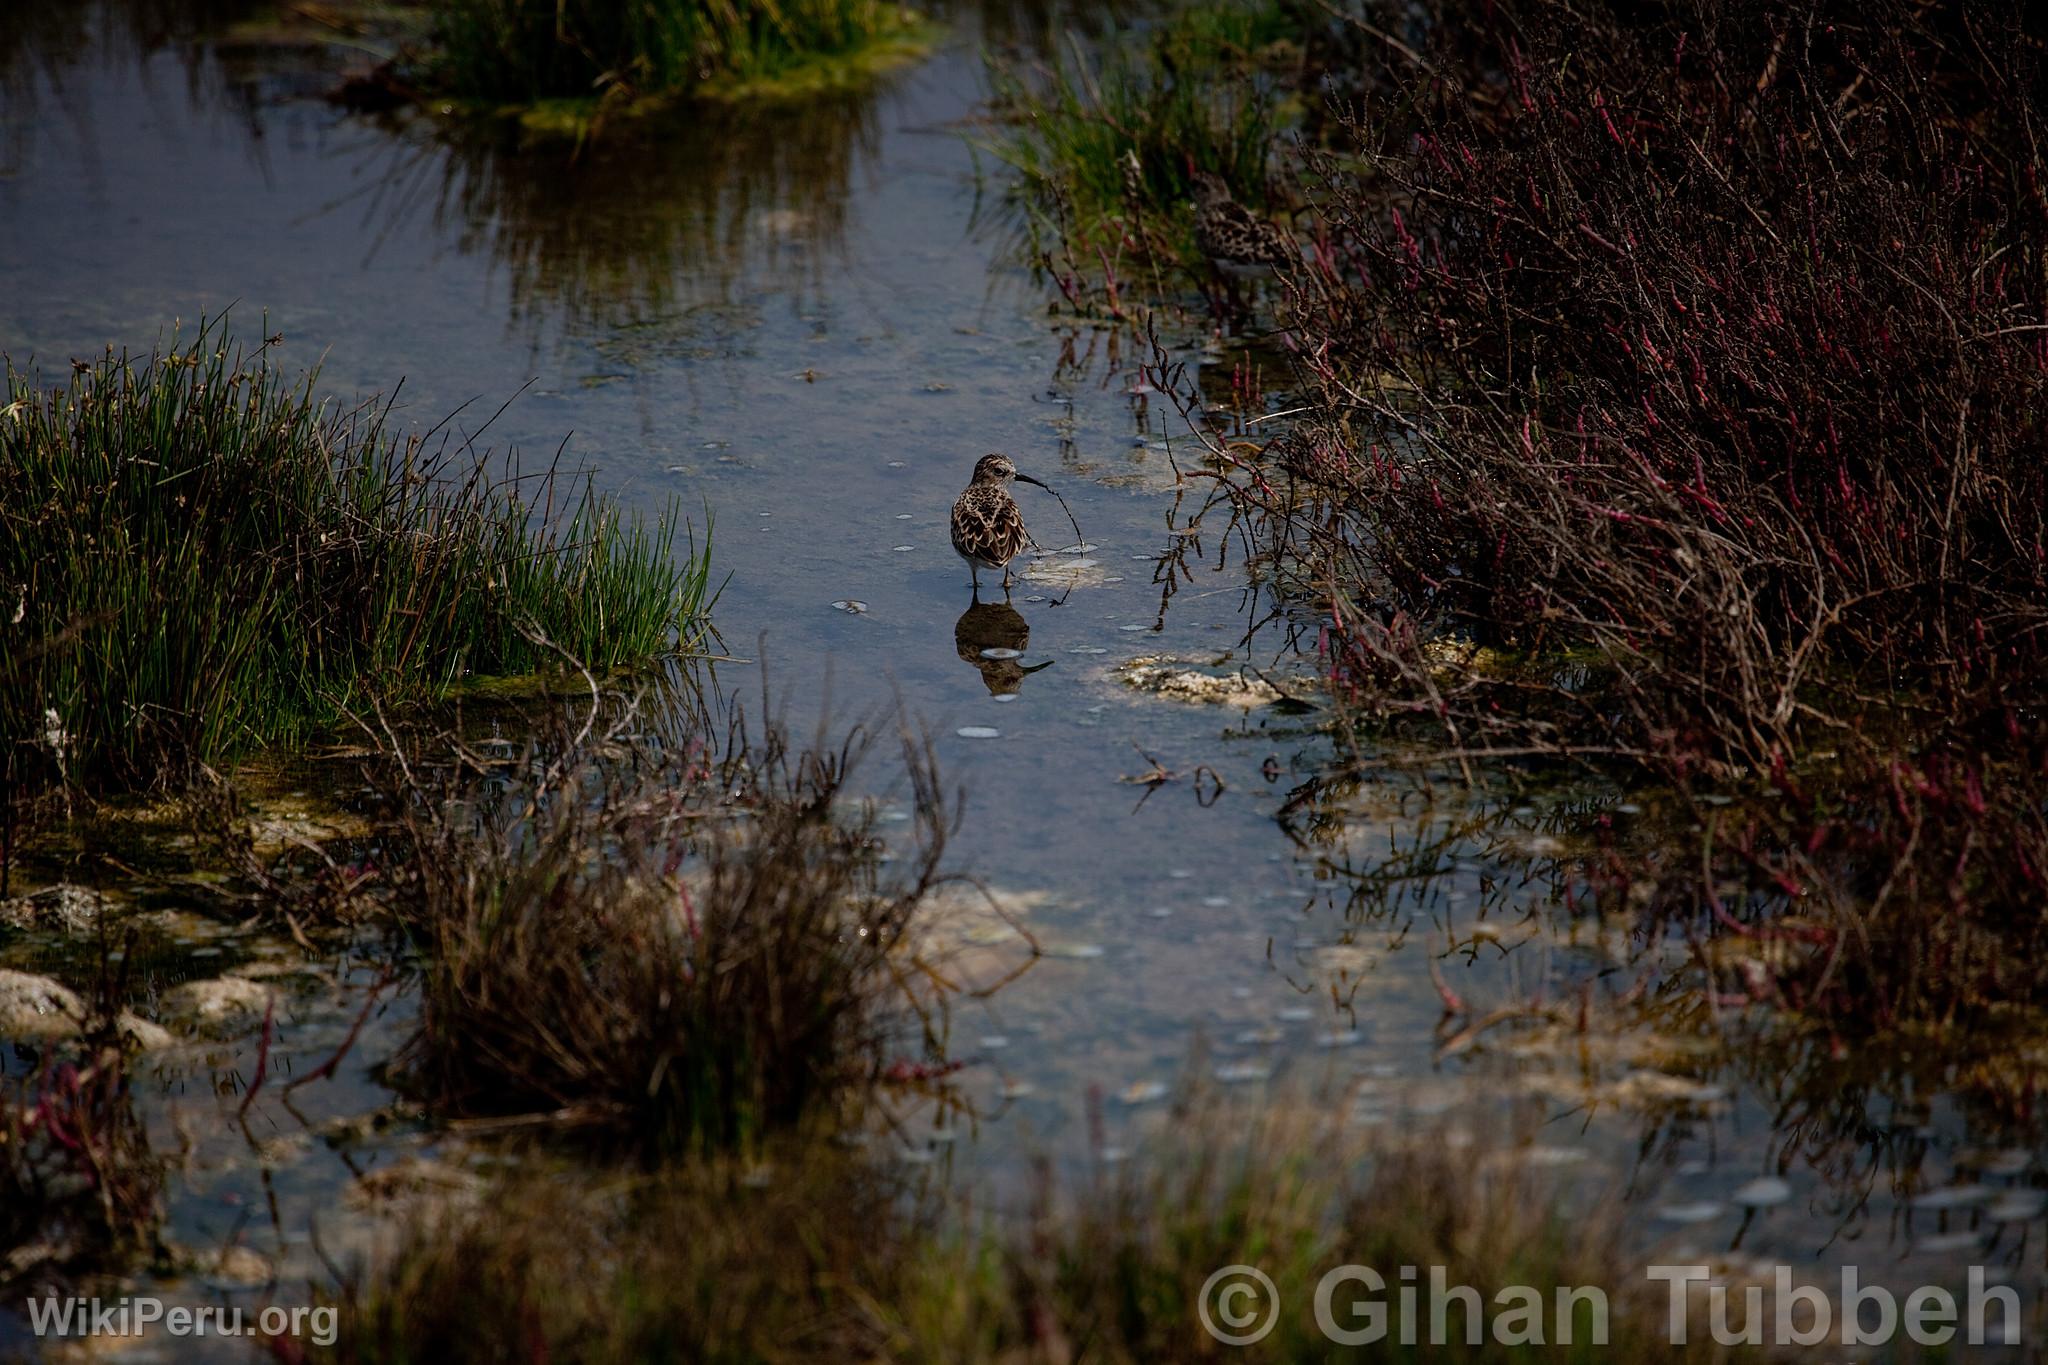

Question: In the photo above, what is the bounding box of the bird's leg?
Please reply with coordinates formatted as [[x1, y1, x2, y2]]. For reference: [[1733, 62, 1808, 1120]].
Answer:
[[970, 562, 980, 594]]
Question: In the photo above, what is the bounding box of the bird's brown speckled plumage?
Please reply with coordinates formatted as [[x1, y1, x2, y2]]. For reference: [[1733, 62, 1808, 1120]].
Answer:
[[951, 454, 1039, 590], [1191, 172, 1295, 274]]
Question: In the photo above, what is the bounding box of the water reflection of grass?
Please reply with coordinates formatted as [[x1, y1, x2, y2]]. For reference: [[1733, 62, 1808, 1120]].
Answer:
[[345, 89, 877, 336]]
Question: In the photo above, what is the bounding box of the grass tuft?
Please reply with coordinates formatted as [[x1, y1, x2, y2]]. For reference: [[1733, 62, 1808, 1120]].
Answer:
[[428, 0, 931, 106], [0, 319, 708, 801], [375, 696, 962, 1155], [981, 2, 1300, 288]]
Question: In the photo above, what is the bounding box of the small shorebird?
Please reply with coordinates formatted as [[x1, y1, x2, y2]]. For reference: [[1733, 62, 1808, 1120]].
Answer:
[[1190, 171, 1296, 278], [951, 454, 1047, 593]]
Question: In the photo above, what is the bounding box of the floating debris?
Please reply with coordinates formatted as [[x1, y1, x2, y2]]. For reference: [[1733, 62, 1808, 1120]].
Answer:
[[1067, 645, 1108, 655], [955, 726, 1001, 739], [201, 1245, 275, 1289], [345, 1157, 487, 1211], [1911, 1184, 1994, 1210], [161, 976, 276, 1035], [979, 647, 1024, 660], [1731, 1177, 1793, 1208], [1983, 1149, 2034, 1177], [1521, 1147, 1589, 1168], [1987, 1191, 2047, 1222], [892, 544, 916, 552], [1045, 942, 1105, 960], [830, 599, 868, 614], [1117, 657, 1290, 707], [1655, 1201, 1727, 1224], [1120, 1080, 1169, 1105], [0, 969, 82, 1040], [1024, 555, 1108, 589], [0, 884, 112, 934]]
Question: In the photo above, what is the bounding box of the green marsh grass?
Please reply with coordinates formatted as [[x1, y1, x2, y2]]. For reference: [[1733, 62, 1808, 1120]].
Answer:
[[429, 0, 931, 106], [982, 2, 1299, 283], [0, 322, 707, 799]]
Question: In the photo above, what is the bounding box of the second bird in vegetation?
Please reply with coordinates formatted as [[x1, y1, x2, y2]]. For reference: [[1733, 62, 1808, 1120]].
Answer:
[[951, 453, 1047, 594], [1190, 171, 1296, 276]]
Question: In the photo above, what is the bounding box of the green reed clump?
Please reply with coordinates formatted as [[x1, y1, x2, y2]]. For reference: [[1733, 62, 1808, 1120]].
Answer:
[[983, 2, 1299, 277], [320, 1100, 1733, 1364], [379, 700, 958, 1156], [430, 0, 926, 103], [0, 322, 706, 799]]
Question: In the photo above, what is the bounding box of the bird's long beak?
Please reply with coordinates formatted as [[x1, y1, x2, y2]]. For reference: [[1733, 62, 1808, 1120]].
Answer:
[[1014, 473, 1052, 491]]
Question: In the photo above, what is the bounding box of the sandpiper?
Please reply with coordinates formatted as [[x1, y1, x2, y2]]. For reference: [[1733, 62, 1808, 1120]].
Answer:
[[951, 454, 1047, 593], [1190, 171, 1296, 277]]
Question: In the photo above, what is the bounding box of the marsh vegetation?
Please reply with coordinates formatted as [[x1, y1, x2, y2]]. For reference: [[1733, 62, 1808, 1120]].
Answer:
[[0, 323, 704, 805], [987, 0, 2048, 1070], [6, 0, 2048, 1358]]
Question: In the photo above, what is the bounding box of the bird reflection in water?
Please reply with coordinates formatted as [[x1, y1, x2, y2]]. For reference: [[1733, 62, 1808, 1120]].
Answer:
[[954, 601, 1053, 696]]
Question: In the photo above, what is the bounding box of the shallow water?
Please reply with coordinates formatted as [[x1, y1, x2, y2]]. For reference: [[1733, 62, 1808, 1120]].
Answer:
[[3, 0, 2046, 1354]]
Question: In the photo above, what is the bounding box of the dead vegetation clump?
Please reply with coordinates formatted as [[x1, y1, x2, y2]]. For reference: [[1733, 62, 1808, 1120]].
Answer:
[[369, 688, 971, 1155]]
